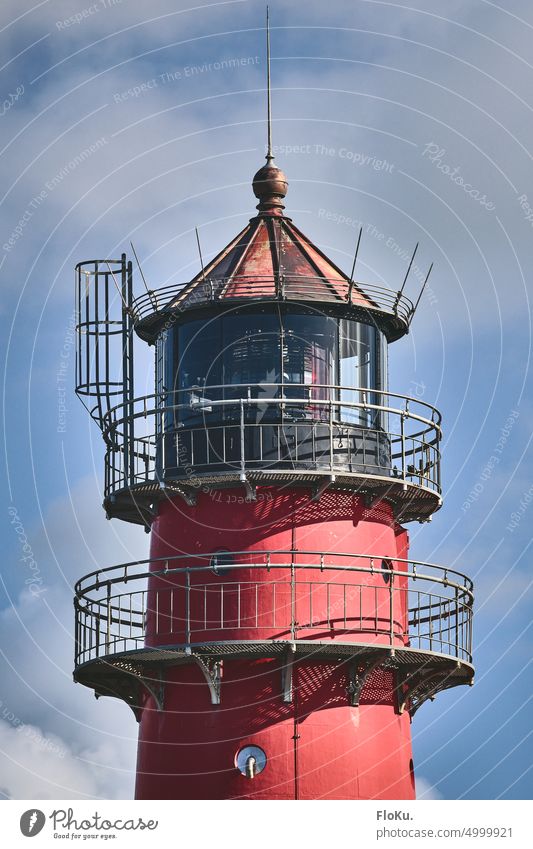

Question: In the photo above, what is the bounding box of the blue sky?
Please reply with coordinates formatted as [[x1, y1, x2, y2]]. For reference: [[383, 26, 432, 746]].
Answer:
[[0, 0, 532, 799]]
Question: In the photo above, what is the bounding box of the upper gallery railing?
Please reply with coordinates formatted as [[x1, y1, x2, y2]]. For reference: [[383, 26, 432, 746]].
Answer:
[[100, 384, 442, 503], [131, 275, 415, 326]]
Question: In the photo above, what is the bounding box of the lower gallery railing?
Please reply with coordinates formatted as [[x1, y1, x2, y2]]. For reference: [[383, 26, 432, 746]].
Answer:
[[74, 551, 473, 669]]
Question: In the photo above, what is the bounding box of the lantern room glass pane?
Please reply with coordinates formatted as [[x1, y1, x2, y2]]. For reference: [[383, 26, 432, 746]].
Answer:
[[282, 314, 336, 420], [220, 314, 281, 422], [339, 319, 386, 426], [282, 314, 336, 387], [222, 314, 281, 393], [177, 317, 223, 391], [171, 310, 387, 428]]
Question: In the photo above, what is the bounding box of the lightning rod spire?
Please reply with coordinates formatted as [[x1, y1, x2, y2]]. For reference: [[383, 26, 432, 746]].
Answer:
[[252, 8, 288, 213], [266, 6, 273, 162]]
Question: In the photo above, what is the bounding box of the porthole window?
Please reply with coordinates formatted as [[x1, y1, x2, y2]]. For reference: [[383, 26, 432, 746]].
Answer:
[[381, 558, 393, 584], [235, 745, 267, 778], [210, 549, 233, 576]]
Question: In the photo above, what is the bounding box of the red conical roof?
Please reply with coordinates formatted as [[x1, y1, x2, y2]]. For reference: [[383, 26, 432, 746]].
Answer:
[[169, 168, 376, 311], [131, 158, 412, 342]]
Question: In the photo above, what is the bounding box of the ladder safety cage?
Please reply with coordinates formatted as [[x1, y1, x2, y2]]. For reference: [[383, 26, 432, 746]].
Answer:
[[75, 255, 135, 485]]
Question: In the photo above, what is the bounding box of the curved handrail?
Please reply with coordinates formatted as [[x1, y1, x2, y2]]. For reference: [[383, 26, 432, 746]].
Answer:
[[73, 550, 474, 668], [75, 550, 472, 599], [102, 383, 442, 439]]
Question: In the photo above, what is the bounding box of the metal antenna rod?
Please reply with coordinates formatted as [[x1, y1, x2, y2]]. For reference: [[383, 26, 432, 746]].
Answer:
[[195, 226, 206, 281], [130, 242, 151, 295], [266, 6, 273, 162], [410, 262, 434, 324], [347, 226, 363, 301], [105, 261, 130, 312], [130, 241, 156, 308], [400, 243, 419, 296], [393, 242, 418, 312]]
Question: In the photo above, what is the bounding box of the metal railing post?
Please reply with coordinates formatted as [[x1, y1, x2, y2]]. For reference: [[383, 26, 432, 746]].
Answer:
[[106, 582, 111, 653], [455, 587, 460, 658], [74, 601, 81, 664], [291, 561, 296, 640], [95, 602, 100, 658], [400, 412, 406, 480], [240, 398, 245, 477], [389, 571, 395, 646], [185, 568, 191, 645], [329, 399, 334, 471], [469, 604, 473, 662]]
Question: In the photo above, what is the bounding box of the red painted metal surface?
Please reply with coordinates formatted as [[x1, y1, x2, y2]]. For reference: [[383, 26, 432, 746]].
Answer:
[[134, 488, 415, 800], [170, 215, 377, 311], [135, 661, 414, 800]]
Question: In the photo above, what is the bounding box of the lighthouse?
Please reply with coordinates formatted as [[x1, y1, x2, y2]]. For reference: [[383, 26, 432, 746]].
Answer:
[[72, 19, 474, 801]]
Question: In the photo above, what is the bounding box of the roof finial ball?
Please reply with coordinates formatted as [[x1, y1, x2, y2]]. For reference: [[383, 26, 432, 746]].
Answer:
[[252, 160, 288, 214], [253, 6, 289, 215]]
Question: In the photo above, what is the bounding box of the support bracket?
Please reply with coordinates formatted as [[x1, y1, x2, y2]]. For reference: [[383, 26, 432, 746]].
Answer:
[[346, 652, 388, 707], [194, 657, 223, 705], [242, 479, 257, 501], [312, 475, 335, 502], [142, 669, 166, 713], [239, 472, 257, 501], [407, 670, 464, 718], [159, 479, 197, 507], [281, 644, 296, 703], [174, 487, 197, 507], [397, 667, 450, 716], [363, 487, 391, 510], [91, 666, 165, 723]]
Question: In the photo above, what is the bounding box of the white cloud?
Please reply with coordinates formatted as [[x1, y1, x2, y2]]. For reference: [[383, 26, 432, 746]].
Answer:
[[1, 477, 146, 799], [416, 774, 443, 800], [0, 719, 133, 799]]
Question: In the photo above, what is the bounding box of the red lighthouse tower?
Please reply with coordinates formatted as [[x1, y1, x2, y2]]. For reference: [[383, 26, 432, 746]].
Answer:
[[73, 25, 474, 801]]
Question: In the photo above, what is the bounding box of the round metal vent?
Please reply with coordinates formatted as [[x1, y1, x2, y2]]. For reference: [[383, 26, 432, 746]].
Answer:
[[210, 549, 233, 576], [235, 745, 267, 778], [381, 558, 393, 584]]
